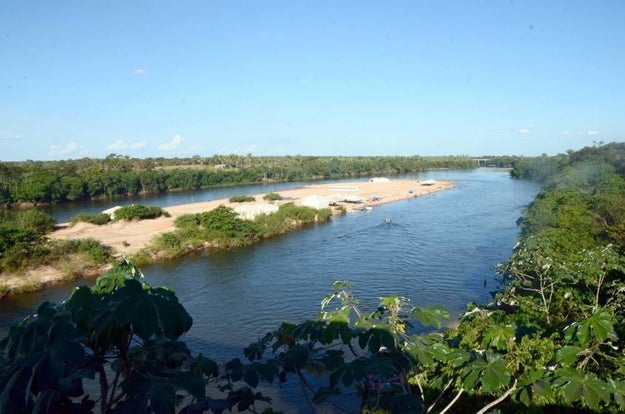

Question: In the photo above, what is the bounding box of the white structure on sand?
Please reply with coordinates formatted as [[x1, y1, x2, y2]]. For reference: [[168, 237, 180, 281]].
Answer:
[[102, 206, 123, 219], [233, 203, 279, 220], [301, 195, 330, 209]]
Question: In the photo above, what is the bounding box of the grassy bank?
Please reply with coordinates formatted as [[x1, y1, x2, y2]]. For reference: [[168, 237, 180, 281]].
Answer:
[[132, 203, 332, 265]]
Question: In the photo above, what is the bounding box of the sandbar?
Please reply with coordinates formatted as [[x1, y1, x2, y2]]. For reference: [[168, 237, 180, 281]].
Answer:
[[2, 179, 454, 294]]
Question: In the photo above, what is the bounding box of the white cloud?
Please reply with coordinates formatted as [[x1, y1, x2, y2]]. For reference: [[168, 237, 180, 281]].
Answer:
[[107, 139, 147, 150], [107, 139, 127, 150], [518, 128, 530, 135], [158, 134, 184, 151], [133, 68, 147, 76], [48, 141, 83, 156], [561, 131, 570, 136], [586, 130, 599, 136]]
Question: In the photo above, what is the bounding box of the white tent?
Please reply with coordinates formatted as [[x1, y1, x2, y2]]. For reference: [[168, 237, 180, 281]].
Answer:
[[234, 204, 279, 220], [301, 195, 329, 209]]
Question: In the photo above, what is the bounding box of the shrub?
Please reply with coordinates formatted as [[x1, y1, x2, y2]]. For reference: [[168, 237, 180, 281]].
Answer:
[[114, 204, 169, 221], [199, 205, 259, 243], [13, 209, 56, 234], [69, 213, 111, 226], [0, 223, 38, 255], [174, 213, 200, 229], [229, 195, 256, 203], [263, 192, 283, 201]]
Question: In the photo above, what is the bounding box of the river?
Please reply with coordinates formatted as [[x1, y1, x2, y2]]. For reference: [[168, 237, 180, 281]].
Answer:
[[0, 168, 540, 412]]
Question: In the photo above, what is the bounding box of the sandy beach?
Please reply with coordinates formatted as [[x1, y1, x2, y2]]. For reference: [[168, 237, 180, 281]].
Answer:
[[2, 179, 454, 294], [50, 179, 454, 256]]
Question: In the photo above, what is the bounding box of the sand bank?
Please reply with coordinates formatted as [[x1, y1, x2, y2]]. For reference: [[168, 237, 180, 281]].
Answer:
[[2, 179, 454, 294]]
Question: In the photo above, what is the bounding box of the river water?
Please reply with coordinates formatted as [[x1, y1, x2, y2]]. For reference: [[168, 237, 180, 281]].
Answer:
[[0, 168, 539, 412]]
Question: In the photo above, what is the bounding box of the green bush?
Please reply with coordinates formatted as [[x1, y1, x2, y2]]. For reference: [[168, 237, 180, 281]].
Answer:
[[199, 205, 259, 242], [263, 192, 283, 201], [229, 195, 256, 203], [69, 213, 111, 226], [13, 209, 56, 234], [0, 223, 38, 255], [114, 204, 169, 221], [174, 213, 200, 229]]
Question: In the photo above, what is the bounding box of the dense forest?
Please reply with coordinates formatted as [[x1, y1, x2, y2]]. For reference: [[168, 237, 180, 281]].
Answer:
[[0, 154, 515, 205], [1, 143, 625, 413]]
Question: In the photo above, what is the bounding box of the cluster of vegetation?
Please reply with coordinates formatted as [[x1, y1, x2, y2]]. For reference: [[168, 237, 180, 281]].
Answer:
[[228, 195, 256, 203], [68, 204, 169, 226], [262, 192, 283, 201], [69, 213, 111, 226], [112, 204, 170, 221], [0, 154, 495, 205], [134, 203, 331, 264], [0, 208, 113, 295]]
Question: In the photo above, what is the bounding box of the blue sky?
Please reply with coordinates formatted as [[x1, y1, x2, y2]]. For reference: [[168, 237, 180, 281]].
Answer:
[[1, 1, 623, 161]]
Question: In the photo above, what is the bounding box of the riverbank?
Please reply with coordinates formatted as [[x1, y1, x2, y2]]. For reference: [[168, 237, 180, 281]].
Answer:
[[0, 179, 454, 295]]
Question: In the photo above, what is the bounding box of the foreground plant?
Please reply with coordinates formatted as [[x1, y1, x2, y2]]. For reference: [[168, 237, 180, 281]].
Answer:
[[0, 260, 275, 414]]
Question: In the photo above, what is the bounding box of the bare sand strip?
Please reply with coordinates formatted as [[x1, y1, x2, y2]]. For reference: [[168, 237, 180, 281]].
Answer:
[[2, 179, 454, 294]]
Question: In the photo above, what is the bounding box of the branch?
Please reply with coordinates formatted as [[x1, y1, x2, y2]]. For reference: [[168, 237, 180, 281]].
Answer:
[[295, 366, 317, 414], [439, 388, 464, 414], [97, 364, 109, 414], [426, 377, 454, 413], [475, 379, 518, 414]]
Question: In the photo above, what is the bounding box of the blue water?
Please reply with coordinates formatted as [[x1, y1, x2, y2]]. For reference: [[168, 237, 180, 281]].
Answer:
[[0, 168, 539, 412]]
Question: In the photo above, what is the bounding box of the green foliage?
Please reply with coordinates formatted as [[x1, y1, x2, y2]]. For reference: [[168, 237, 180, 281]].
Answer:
[[173, 213, 200, 229], [139, 203, 331, 263], [263, 192, 283, 201], [113, 204, 169, 221], [200, 205, 259, 243], [6, 144, 625, 411], [0, 260, 276, 414], [0, 209, 110, 275], [1, 155, 478, 205], [229, 195, 256, 202], [69, 212, 111, 226], [12, 209, 56, 234]]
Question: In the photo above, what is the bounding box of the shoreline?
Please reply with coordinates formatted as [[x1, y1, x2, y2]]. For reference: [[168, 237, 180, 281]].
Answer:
[[1, 179, 454, 296]]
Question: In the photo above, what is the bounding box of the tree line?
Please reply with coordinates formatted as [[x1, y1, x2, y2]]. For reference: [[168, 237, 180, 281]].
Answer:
[[0, 154, 505, 205]]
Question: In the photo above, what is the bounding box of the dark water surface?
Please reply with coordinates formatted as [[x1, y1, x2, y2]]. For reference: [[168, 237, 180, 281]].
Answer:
[[0, 169, 539, 412]]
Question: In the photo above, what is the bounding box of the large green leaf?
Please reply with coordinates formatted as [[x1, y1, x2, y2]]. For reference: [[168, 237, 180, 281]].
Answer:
[[358, 327, 395, 353], [555, 345, 582, 366], [607, 379, 625, 409], [462, 354, 511, 393], [564, 310, 617, 347], [411, 305, 450, 329], [553, 368, 610, 410], [481, 324, 516, 351], [513, 370, 553, 406]]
